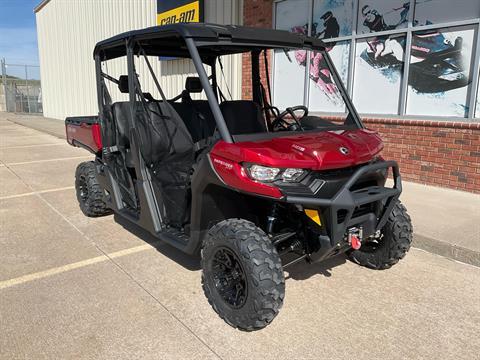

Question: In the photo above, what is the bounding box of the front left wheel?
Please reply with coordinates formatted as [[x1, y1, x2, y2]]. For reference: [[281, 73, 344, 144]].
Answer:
[[201, 219, 285, 331]]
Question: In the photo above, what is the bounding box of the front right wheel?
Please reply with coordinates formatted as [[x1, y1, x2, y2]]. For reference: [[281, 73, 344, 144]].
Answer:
[[201, 219, 285, 331], [348, 200, 413, 270]]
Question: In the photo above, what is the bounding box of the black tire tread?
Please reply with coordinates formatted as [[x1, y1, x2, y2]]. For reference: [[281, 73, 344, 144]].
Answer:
[[201, 219, 285, 331], [348, 201, 413, 270], [75, 161, 111, 217]]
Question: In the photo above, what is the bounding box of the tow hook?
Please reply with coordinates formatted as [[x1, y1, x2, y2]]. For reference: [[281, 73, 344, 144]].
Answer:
[[348, 227, 363, 250]]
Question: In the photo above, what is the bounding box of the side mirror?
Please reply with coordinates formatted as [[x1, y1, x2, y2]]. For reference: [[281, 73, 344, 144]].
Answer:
[[118, 75, 129, 93]]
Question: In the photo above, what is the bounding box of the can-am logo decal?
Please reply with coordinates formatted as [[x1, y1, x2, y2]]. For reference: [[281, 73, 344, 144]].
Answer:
[[339, 147, 349, 155], [292, 144, 305, 152], [213, 158, 233, 170], [156, 0, 203, 26]]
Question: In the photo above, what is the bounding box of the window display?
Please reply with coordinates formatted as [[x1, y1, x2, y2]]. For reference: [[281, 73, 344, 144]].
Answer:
[[406, 26, 475, 117], [476, 74, 480, 118], [273, 50, 307, 109], [358, 0, 410, 34], [313, 0, 354, 38], [414, 0, 480, 26], [273, 0, 310, 109], [353, 35, 405, 114], [271, 0, 479, 119], [275, 0, 310, 31], [308, 42, 350, 112]]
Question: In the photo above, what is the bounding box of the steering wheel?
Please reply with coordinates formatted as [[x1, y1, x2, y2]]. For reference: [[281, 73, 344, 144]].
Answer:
[[272, 105, 308, 131]]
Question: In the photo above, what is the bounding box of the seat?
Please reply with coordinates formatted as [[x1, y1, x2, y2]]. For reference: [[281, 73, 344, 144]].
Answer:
[[141, 101, 194, 227], [111, 102, 130, 148], [178, 77, 217, 141], [170, 102, 205, 144], [114, 76, 195, 227], [220, 101, 267, 135]]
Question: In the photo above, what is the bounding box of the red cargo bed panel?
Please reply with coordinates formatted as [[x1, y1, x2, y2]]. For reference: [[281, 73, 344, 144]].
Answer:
[[65, 116, 102, 154]]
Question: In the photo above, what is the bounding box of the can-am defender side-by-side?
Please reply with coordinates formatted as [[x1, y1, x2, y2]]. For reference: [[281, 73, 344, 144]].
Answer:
[[66, 23, 412, 331]]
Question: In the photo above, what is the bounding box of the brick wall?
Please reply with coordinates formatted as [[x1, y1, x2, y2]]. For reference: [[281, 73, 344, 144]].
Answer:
[[242, 0, 273, 100], [242, 0, 480, 193], [364, 119, 480, 194]]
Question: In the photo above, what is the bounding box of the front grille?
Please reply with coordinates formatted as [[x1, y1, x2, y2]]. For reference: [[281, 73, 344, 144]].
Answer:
[[337, 203, 374, 224]]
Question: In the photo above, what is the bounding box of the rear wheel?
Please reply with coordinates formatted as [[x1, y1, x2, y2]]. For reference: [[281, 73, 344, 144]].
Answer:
[[201, 219, 285, 331], [348, 201, 413, 270], [75, 161, 111, 217]]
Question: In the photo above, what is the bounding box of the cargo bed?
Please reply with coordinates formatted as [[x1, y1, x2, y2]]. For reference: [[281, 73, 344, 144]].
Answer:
[[65, 116, 102, 154]]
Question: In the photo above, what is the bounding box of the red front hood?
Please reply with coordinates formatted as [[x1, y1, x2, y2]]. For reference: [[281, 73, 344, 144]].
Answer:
[[211, 129, 383, 170]]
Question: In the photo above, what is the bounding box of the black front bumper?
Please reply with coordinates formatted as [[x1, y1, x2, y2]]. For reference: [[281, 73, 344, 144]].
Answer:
[[284, 161, 402, 246]]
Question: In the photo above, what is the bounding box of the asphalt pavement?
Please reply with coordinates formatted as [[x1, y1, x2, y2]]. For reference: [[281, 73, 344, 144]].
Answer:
[[1, 113, 479, 359]]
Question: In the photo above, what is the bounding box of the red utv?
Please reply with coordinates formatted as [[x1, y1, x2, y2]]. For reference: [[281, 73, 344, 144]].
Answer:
[[66, 23, 412, 331]]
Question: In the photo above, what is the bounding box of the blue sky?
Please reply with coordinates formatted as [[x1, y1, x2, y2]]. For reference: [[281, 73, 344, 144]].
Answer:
[[0, 0, 40, 77]]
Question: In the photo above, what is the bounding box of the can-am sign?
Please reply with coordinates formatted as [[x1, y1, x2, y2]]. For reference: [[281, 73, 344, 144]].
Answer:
[[156, 0, 204, 26]]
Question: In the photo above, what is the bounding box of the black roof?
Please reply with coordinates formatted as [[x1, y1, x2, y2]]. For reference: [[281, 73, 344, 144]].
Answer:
[[94, 23, 325, 61]]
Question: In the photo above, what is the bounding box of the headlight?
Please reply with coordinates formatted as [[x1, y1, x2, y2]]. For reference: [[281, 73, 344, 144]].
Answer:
[[247, 165, 306, 183], [248, 165, 280, 182], [281, 168, 305, 182]]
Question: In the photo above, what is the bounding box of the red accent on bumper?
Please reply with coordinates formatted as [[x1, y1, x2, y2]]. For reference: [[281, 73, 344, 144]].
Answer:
[[350, 235, 361, 250]]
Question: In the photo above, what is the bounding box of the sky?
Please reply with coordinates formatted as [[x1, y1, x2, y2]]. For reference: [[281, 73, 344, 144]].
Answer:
[[0, 0, 40, 78]]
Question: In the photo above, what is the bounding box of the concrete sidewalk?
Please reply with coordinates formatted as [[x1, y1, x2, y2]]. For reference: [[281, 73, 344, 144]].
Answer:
[[3, 112, 480, 266]]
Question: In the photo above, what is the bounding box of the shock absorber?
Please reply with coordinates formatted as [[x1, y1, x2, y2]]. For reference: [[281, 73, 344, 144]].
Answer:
[[289, 239, 303, 253], [266, 203, 280, 234]]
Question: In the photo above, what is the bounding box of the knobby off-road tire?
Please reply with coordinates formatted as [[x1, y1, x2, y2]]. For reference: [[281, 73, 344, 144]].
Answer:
[[75, 161, 111, 217], [201, 219, 285, 331], [348, 200, 413, 270]]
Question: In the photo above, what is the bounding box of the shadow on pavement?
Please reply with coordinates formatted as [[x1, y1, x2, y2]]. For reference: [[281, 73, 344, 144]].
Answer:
[[114, 214, 201, 271], [114, 214, 348, 278], [285, 254, 347, 281]]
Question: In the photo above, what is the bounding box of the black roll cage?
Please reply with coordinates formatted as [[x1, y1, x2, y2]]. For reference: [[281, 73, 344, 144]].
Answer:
[[93, 23, 364, 145]]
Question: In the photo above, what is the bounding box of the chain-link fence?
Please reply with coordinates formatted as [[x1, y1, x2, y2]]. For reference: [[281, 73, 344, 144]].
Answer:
[[1, 58, 42, 114]]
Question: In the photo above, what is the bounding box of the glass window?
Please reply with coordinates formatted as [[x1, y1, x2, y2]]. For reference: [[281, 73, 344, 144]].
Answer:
[[406, 25, 476, 117], [414, 0, 480, 26], [313, 0, 354, 38], [275, 0, 310, 32], [476, 73, 480, 118], [308, 41, 350, 112], [271, 0, 480, 119], [273, 50, 307, 109], [353, 35, 405, 114], [358, 0, 410, 34], [273, 0, 310, 109]]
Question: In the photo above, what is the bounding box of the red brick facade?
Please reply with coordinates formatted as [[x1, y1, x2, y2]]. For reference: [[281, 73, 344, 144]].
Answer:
[[242, 0, 273, 100], [242, 0, 480, 193], [364, 119, 480, 194]]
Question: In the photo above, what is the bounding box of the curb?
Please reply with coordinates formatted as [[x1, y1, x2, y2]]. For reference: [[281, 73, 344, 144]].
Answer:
[[413, 234, 480, 267]]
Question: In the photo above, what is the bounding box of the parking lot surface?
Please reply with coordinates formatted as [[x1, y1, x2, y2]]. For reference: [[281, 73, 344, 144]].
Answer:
[[1, 115, 479, 360]]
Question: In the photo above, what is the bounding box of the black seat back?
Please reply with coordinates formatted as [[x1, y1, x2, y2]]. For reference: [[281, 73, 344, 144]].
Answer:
[[112, 102, 131, 148], [178, 77, 217, 142], [134, 101, 194, 166], [220, 101, 267, 135], [138, 101, 194, 228], [170, 102, 205, 144]]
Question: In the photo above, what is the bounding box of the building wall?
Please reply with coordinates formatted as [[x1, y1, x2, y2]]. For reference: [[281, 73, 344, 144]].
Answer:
[[366, 119, 480, 194], [243, 0, 480, 193], [35, 0, 242, 120]]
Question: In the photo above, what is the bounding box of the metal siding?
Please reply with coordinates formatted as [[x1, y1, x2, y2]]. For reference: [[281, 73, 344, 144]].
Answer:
[[36, 0, 242, 119]]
